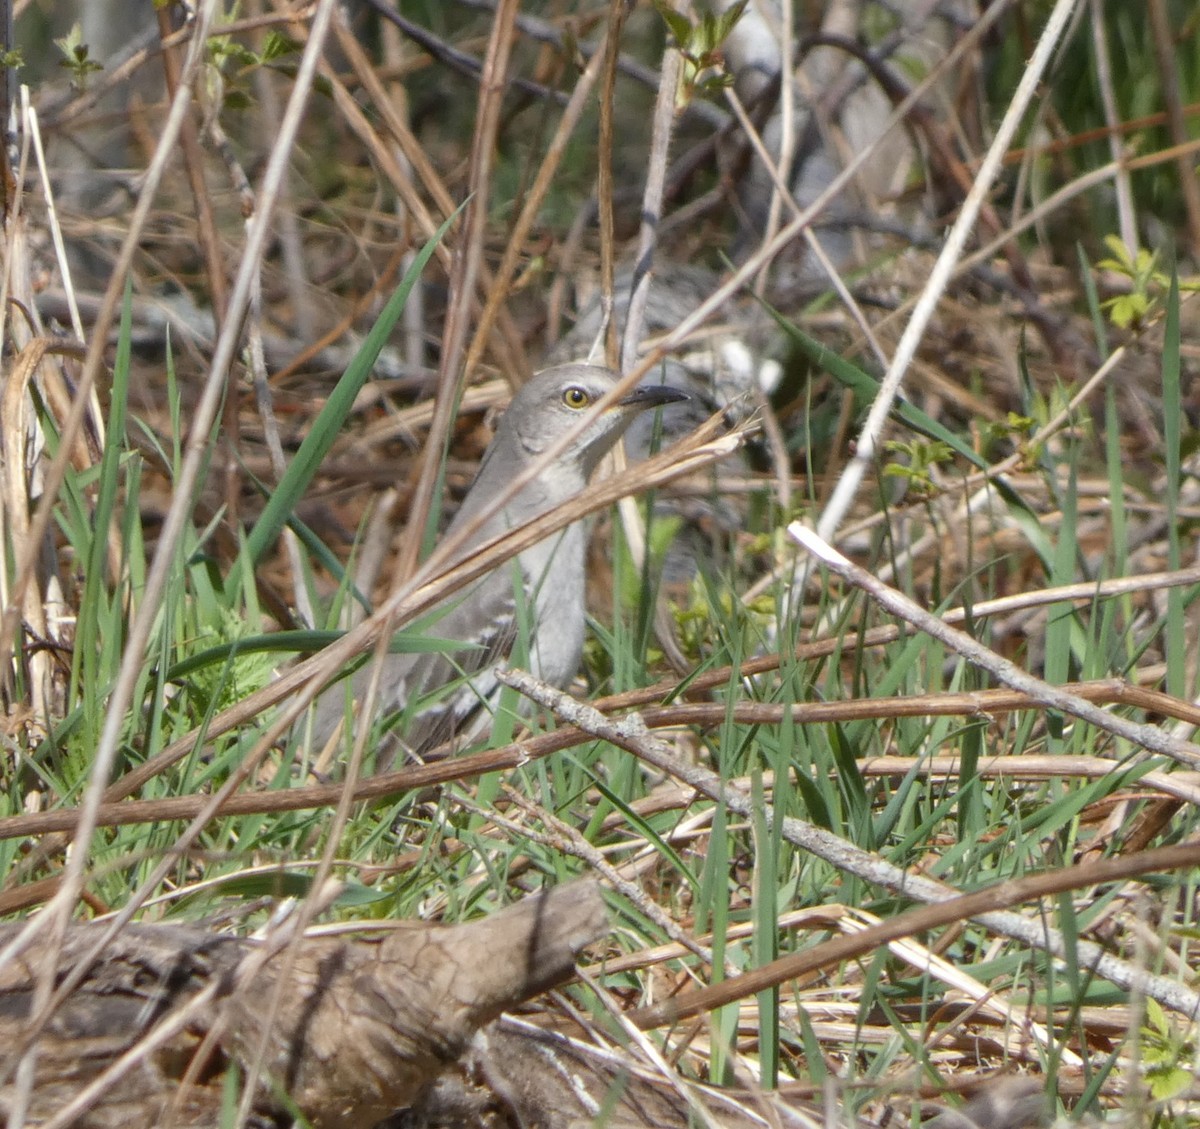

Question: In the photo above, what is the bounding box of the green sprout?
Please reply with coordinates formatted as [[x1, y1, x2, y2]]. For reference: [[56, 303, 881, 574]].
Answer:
[[55, 24, 103, 91], [1096, 234, 1200, 331], [652, 0, 749, 108], [883, 438, 954, 499], [1141, 998, 1195, 1103]]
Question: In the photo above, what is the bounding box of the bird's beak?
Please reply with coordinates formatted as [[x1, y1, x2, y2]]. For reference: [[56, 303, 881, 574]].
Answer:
[[617, 385, 689, 409]]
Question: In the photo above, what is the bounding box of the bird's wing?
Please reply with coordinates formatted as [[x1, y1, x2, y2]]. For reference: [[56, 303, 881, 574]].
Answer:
[[306, 593, 513, 759], [402, 530, 583, 756], [395, 569, 526, 757]]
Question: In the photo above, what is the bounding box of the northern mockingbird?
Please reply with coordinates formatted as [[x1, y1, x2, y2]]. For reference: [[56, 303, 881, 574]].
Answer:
[[308, 363, 687, 759]]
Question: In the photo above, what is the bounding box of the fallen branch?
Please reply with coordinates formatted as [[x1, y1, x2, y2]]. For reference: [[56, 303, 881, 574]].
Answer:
[[0, 881, 607, 1129]]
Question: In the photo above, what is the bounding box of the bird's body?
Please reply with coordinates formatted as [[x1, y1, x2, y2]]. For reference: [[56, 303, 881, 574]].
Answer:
[[308, 364, 686, 759]]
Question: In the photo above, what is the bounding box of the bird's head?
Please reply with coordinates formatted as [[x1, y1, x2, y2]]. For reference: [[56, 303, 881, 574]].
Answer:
[[501, 364, 688, 481]]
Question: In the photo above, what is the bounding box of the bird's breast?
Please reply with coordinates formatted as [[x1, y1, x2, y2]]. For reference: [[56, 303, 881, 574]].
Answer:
[[518, 526, 587, 688]]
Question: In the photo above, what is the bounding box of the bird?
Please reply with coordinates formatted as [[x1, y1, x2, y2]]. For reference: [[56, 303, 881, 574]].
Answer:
[[306, 363, 688, 762]]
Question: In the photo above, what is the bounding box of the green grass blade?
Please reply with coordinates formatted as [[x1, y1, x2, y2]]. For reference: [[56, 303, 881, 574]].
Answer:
[[773, 313, 989, 470], [246, 208, 459, 566], [1163, 268, 1184, 697]]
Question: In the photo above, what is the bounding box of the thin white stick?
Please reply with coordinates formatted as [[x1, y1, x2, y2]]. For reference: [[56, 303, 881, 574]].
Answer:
[[1088, 0, 1137, 252], [25, 98, 85, 343], [815, 0, 1082, 544], [788, 521, 1200, 770]]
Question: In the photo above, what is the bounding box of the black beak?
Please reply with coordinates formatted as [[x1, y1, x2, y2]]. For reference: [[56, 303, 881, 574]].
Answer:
[[618, 384, 689, 409]]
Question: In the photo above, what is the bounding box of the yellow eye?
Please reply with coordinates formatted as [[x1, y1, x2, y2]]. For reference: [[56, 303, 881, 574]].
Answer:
[[562, 386, 590, 409]]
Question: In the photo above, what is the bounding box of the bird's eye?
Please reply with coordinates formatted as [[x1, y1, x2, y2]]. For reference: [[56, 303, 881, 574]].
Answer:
[[562, 386, 590, 409]]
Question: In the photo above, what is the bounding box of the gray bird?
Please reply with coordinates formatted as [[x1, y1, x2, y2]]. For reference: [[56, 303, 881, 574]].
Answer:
[[308, 364, 687, 761]]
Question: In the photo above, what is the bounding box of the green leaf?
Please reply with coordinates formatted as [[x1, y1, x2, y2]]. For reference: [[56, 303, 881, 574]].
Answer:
[[260, 32, 301, 63], [714, 0, 750, 42], [53, 22, 85, 60], [652, 0, 694, 48], [1147, 1065, 1193, 1102], [1101, 233, 1133, 271]]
